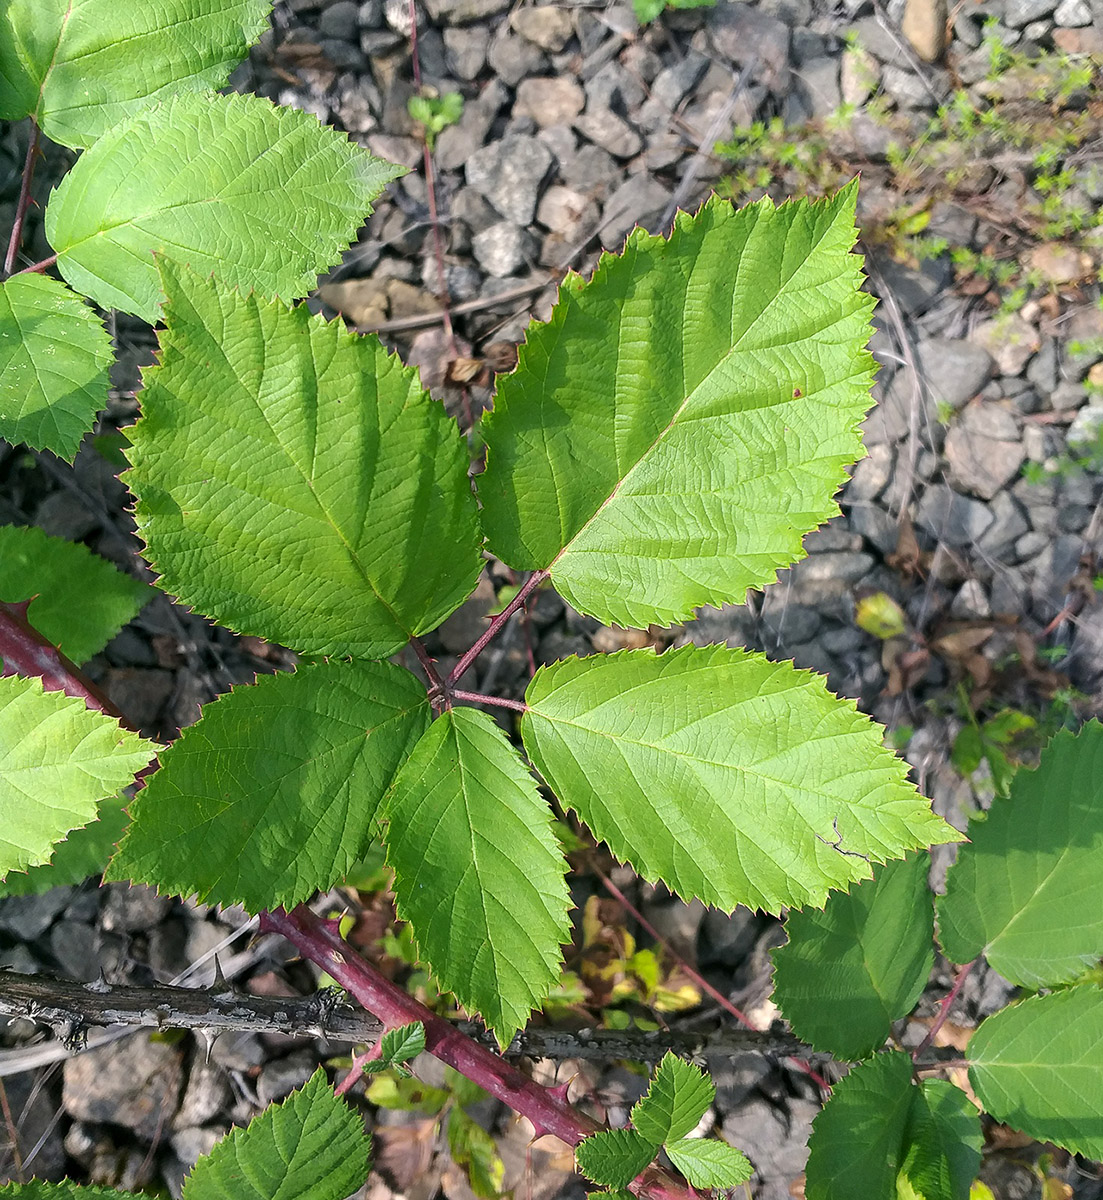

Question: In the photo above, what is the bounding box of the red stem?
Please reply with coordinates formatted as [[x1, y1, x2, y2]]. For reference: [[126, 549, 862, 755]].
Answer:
[[9, 253, 57, 277], [410, 635, 447, 698], [262, 905, 696, 1199], [913, 960, 975, 1061], [0, 601, 127, 723], [448, 570, 548, 687], [4, 124, 40, 278]]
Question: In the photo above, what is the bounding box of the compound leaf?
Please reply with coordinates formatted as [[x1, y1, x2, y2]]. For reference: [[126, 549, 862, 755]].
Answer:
[[0, 793, 129, 898], [898, 1080, 982, 1200], [772, 854, 934, 1058], [0, 0, 271, 148], [182, 1070, 370, 1200], [109, 660, 428, 912], [630, 1053, 713, 1144], [124, 264, 481, 659], [46, 91, 402, 321], [479, 185, 874, 628], [938, 722, 1103, 986], [384, 707, 571, 1047], [805, 1052, 914, 1200], [664, 1138, 753, 1190], [522, 646, 956, 913], [0, 673, 154, 880], [575, 1129, 657, 1189], [968, 986, 1103, 1159], [0, 273, 112, 459], [0, 524, 149, 664]]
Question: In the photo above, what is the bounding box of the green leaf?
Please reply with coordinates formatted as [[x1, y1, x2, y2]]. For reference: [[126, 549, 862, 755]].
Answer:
[[0, 525, 149, 664], [805, 1052, 914, 1200], [576, 1129, 657, 1189], [0, 673, 155, 880], [968, 986, 1103, 1158], [0, 1185, 133, 1200], [898, 1080, 982, 1200], [0, 793, 129, 897], [182, 1069, 370, 1200], [380, 1022, 426, 1068], [633, 0, 667, 17], [0, 0, 271, 148], [772, 854, 934, 1058], [938, 722, 1103, 986], [124, 263, 481, 659], [447, 1107, 506, 1199], [0, 274, 112, 459], [479, 186, 875, 628], [522, 646, 957, 913], [630, 1053, 713, 1144], [664, 1138, 753, 1189], [384, 707, 571, 1046], [109, 661, 428, 911], [45, 91, 402, 321]]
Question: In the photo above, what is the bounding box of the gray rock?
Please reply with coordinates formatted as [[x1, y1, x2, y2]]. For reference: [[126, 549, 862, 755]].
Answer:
[[63, 1032, 184, 1140], [210, 1031, 267, 1071], [707, 3, 791, 93], [916, 338, 994, 409], [874, 257, 952, 316], [49, 920, 103, 981], [1068, 404, 1103, 452], [435, 78, 508, 171], [558, 142, 620, 194], [3, 1073, 66, 1180], [798, 56, 842, 120], [256, 1052, 319, 1106], [173, 1060, 232, 1130], [915, 484, 995, 547], [699, 908, 761, 969], [465, 135, 554, 225], [536, 184, 591, 237], [1025, 337, 1059, 392], [846, 442, 894, 502], [487, 27, 548, 85], [976, 491, 1029, 559], [443, 26, 490, 79], [1055, 0, 1093, 22], [1030, 534, 1083, 620], [792, 550, 875, 585], [171, 1126, 226, 1168], [0, 886, 74, 940], [972, 314, 1041, 376], [1059, 503, 1094, 532], [472, 221, 533, 276], [574, 110, 643, 159], [951, 579, 991, 619], [989, 564, 1031, 616], [944, 404, 1024, 500], [709, 1052, 772, 1112], [848, 501, 899, 554], [651, 52, 711, 111], [421, 0, 510, 24], [510, 5, 574, 51], [599, 174, 672, 249], [722, 1097, 818, 1195], [514, 76, 584, 127], [1068, 606, 1103, 688], [760, 596, 823, 644], [318, 0, 360, 38], [1051, 381, 1088, 411], [1015, 530, 1051, 561], [1003, 0, 1057, 25]]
